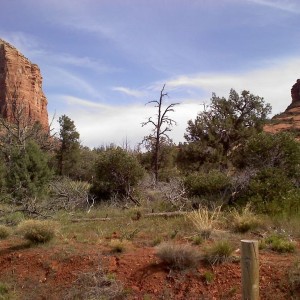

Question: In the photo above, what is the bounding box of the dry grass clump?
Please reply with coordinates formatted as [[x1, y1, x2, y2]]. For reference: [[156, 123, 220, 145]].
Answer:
[[204, 240, 235, 265], [17, 220, 58, 244], [65, 268, 125, 300], [186, 206, 222, 239], [109, 239, 128, 253], [230, 204, 261, 233], [156, 242, 200, 270], [0, 225, 11, 239]]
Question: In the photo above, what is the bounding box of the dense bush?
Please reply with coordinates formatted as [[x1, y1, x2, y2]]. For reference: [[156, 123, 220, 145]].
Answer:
[[6, 141, 52, 200], [185, 169, 231, 201], [91, 147, 144, 200], [232, 132, 300, 177], [244, 168, 300, 216]]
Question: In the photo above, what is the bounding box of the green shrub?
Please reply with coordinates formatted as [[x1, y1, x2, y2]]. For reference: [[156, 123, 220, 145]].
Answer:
[[6, 141, 52, 200], [91, 147, 144, 200], [203, 271, 214, 284], [245, 168, 300, 216], [156, 242, 200, 270], [191, 235, 203, 245], [17, 220, 57, 244], [185, 169, 231, 198], [4, 211, 25, 225], [264, 234, 296, 253], [0, 282, 9, 296], [204, 240, 234, 265], [233, 132, 300, 177], [0, 225, 11, 239]]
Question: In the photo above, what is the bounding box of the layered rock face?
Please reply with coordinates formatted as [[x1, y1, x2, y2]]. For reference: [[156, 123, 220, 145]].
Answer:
[[0, 39, 49, 130], [264, 80, 300, 137]]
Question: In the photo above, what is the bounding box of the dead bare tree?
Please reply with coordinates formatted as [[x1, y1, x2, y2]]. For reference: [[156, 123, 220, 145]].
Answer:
[[142, 84, 179, 183]]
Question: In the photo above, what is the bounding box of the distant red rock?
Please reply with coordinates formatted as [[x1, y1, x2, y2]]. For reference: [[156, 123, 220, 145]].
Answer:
[[0, 39, 49, 131], [264, 79, 300, 137]]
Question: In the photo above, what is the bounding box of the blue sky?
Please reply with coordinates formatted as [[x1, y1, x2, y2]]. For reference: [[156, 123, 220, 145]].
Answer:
[[1, 0, 300, 148]]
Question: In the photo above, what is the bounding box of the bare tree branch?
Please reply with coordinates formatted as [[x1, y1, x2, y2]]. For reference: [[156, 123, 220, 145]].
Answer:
[[141, 84, 179, 183]]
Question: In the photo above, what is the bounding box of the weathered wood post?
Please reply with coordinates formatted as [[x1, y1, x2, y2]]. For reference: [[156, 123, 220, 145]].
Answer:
[[241, 240, 259, 300]]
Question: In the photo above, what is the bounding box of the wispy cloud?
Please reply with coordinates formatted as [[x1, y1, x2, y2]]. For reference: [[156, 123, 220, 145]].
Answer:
[[0, 30, 118, 74], [247, 0, 300, 13], [51, 53, 119, 73], [112, 86, 145, 98], [166, 56, 300, 114], [57, 95, 111, 109], [46, 67, 101, 99]]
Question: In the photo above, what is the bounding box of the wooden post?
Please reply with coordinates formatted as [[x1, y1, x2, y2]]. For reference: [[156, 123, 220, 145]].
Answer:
[[241, 240, 259, 300]]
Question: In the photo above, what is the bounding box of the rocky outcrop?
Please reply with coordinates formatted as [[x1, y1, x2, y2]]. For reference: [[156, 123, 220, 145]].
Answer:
[[0, 39, 49, 130], [264, 79, 300, 137]]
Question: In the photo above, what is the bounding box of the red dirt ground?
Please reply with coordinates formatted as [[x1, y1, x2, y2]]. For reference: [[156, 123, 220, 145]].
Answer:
[[0, 237, 299, 299]]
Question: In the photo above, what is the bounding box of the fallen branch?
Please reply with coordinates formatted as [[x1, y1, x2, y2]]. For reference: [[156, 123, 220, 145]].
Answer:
[[70, 218, 111, 223], [144, 211, 187, 218]]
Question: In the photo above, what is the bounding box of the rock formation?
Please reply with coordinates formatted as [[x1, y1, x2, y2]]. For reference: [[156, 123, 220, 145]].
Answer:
[[264, 79, 300, 137], [0, 39, 49, 130]]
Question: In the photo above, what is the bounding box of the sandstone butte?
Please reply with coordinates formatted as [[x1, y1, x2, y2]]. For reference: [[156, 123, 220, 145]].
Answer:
[[264, 79, 300, 138], [0, 39, 49, 131]]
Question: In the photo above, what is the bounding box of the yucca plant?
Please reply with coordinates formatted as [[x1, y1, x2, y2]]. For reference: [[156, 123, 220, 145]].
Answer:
[[204, 240, 234, 265]]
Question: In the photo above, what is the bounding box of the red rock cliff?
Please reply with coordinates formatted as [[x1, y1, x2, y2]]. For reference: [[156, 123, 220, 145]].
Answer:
[[0, 39, 49, 131], [264, 79, 300, 138]]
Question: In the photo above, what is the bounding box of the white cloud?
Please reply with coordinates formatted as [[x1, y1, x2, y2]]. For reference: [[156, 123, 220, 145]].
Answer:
[[112, 86, 145, 98], [247, 0, 300, 13], [166, 56, 300, 115], [50, 94, 201, 148]]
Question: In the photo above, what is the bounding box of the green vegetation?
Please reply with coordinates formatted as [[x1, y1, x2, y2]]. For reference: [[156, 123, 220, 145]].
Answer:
[[91, 147, 144, 200], [264, 234, 296, 253], [56, 114, 80, 177], [6, 140, 52, 200], [204, 240, 235, 265], [0, 225, 11, 239], [203, 271, 215, 284], [0, 68, 299, 299]]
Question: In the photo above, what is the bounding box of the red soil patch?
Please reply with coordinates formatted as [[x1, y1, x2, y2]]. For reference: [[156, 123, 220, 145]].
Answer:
[[0, 237, 299, 299], [109, 246, 298, 299]]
